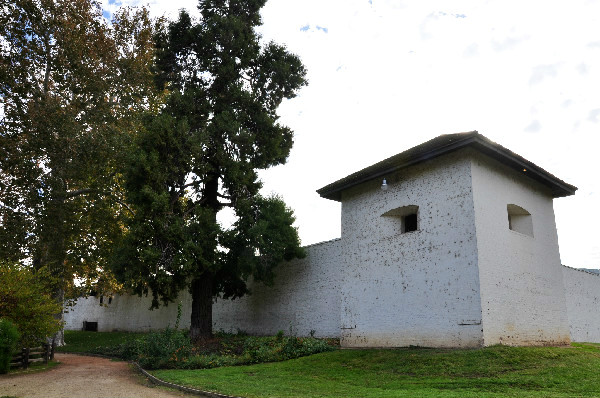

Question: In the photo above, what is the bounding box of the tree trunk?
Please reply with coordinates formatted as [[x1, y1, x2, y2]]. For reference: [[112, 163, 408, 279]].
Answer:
[[189, 273, 213, 342], [37, 193, 68, 347], [52, 288, 65, 346]]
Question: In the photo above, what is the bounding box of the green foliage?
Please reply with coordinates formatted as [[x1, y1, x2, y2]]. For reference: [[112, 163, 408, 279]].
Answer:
[[0, 263, 62, 347], [113, 0, 307, 339], [276, 330, 285, 341], [135, 328, 192, 369], [0, 319, 20, 374], [152, 344, 600, 398], [0, 0, 163, 298], [60, 330, 336, 370]]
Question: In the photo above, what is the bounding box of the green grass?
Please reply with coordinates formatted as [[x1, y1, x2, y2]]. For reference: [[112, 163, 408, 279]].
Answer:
[[151, 344, 600, 398], [8, 360, 59, 375], [57, 330, 146, 353]]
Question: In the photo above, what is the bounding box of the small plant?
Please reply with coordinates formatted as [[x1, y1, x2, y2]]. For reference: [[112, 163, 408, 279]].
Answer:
[[0, 319, 20, 374], [276, 330, 285, 341], [174, 302, 182, 330]]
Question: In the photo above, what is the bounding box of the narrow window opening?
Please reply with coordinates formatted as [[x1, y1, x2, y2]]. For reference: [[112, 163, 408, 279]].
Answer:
[[83, 321, 98, 332], [507, 204, 533, 237], [108, 296, 112, 305], [382, 205, 419, 234], [99, 296, 103, 305], [403, 213, 418, 233]]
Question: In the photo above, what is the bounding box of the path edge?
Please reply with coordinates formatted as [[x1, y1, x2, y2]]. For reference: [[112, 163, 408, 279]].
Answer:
[[58, 352, 243, 398], [133, 363, 243, 398]]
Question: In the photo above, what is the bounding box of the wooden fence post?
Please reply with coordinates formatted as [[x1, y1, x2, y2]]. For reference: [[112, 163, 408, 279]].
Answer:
[[43, 343, 49, 364], [21, 347, 29, 369]]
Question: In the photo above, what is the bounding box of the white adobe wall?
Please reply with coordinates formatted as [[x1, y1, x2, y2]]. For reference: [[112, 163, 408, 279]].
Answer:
[[471, 151, 571, 346], [64, 238, 343, 337], [213, 238, 342, 337], [64, 292, 189, 332], [339, 151, 483, 348], [562, 266, 600, 343]]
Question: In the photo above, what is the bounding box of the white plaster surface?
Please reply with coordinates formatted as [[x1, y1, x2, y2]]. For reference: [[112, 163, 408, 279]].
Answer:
[[64, 145, 600, 348], [65, 239, 343, 337], [64, 292, 192, 332], [213, 238, 343, 337], [471, 152, 571, 346], [339, 151, 483, 348], [562, 266, 600, 343]]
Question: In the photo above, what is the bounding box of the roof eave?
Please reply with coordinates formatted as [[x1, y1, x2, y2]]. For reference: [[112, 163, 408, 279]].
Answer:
[[317, 133, 577, 201]]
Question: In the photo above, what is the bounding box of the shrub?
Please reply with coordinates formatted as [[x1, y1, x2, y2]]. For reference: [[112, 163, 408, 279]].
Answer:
[[0, 263, 62, 347], [241, 334, 336, 365], [0, 319, 20, 374], [135, 327, 192, 369], [85, 329, 337, 370]]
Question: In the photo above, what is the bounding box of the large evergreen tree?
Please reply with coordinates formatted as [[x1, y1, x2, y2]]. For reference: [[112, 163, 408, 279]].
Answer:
[[0, 0, 162, 343], [113, 0, 307, 341]]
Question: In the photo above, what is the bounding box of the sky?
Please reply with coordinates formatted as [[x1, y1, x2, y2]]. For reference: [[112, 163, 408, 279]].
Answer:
[[103, 0, 600, 269]]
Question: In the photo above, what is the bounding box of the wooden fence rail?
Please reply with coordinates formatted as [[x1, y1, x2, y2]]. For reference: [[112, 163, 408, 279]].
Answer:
[[9, 342, 55, 370]]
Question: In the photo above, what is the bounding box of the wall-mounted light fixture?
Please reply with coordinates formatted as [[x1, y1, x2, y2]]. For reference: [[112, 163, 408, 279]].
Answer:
[[381, 178, 388, 191]]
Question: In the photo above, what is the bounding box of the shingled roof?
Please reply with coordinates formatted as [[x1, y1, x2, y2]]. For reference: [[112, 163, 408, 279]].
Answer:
[[317, 131, 577, 201]]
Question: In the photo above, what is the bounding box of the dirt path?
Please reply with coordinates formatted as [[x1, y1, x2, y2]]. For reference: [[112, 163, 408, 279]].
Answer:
[[0, 353, 195, 398]]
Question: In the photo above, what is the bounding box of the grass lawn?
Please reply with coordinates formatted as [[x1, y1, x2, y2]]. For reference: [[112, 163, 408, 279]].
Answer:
[[8, 360, 59, 375], [152, 344, 600, 398], [56, 330, 146, 353]]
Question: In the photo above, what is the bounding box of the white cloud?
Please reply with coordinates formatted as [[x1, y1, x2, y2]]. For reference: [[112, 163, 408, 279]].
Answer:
[[588, 109, 600, 123], [524, 120, 541, 133], [529, 64, 559, 85]]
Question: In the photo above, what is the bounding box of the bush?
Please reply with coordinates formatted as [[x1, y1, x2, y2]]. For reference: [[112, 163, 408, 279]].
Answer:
[[0, 263, 62, 347], [0, 319, 20, 374], [135, 327, 192, 369], [83, 329, 338, 370]]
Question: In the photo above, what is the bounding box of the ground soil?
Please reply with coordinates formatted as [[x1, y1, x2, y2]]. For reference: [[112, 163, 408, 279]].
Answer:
[[0, 354, 194, 398]]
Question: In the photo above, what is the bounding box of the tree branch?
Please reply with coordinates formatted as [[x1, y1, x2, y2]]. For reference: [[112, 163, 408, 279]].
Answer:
[[43, 33, 52, 96], [0, 202, 34, 217], [64, 188, 134, 214], [183, 197, 208, 218], [65, 188, 95, 198]]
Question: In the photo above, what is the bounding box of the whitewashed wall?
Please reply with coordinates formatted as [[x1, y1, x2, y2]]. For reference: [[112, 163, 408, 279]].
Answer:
[[562, 266, 600, 343], [339, 151, 484, 348], [64, 292, 190, 332], [471, 151, 571, 346], [213, 238, 342, 337], [64, 239, 343, 337], [65, 147, 596, 348]]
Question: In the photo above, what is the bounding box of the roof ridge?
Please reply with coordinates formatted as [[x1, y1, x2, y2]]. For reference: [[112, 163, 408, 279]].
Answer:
[[317, 131, 576, 201]]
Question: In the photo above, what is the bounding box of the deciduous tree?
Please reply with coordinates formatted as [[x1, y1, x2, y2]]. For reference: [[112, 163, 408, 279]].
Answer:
[[0, 0, 162, 343]]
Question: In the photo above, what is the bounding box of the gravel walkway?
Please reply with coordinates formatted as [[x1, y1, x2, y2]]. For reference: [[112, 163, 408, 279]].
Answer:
[[0, 353, 194, 398]]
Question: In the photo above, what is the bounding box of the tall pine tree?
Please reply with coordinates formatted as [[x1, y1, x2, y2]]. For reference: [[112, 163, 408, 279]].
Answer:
[[113, 0, 307, 341]]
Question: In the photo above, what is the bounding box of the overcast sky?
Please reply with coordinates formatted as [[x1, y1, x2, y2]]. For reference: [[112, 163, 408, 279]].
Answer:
[[103, 0, 600, 269]]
